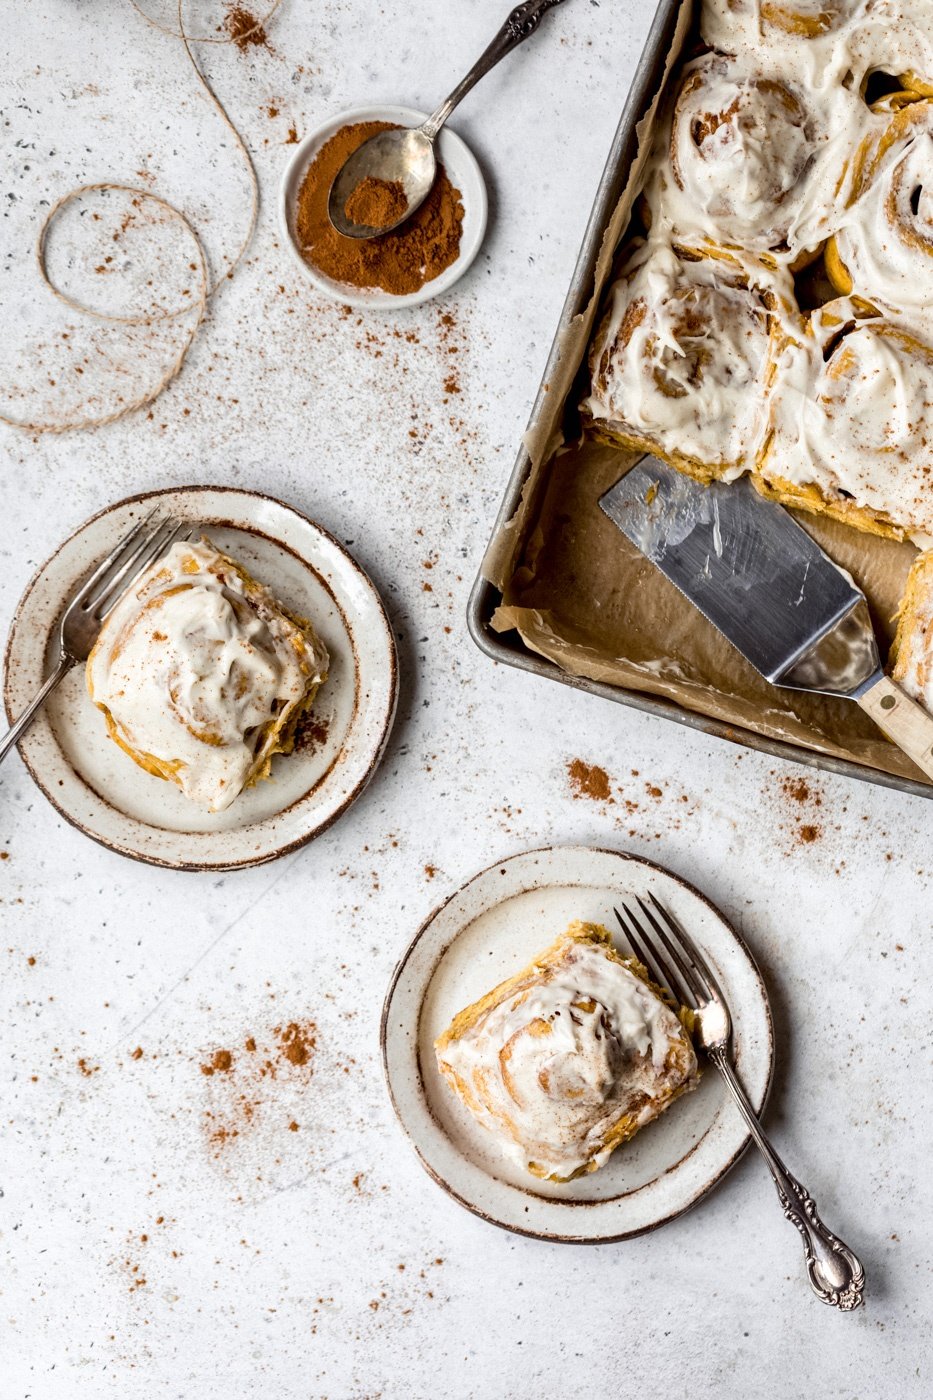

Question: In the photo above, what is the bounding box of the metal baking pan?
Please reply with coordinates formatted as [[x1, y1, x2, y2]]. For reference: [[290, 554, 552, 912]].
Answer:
[[467, 0, 933, 802]]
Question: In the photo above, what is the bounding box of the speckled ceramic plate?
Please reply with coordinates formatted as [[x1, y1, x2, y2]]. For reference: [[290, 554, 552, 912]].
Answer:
[[279, 104, 488, 310], [3, 486, 398, 871], [382, 846, 773, 1243]]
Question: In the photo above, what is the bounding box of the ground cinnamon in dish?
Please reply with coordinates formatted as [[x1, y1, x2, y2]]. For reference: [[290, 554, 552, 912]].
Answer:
[[294, 121, 464, 295], [345, 176, 409, 228]]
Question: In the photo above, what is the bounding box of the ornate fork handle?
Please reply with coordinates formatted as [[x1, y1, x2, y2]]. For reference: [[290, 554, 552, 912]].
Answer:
[[421, 0, 567, 140], [708, 1046, 866, 1310]]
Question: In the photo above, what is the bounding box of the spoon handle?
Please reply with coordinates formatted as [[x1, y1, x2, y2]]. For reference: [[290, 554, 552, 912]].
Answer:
[[421, 0, 566, 141]]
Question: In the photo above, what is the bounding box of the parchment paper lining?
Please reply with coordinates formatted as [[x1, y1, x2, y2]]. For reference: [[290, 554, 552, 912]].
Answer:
[[482, 0, 930, 787]]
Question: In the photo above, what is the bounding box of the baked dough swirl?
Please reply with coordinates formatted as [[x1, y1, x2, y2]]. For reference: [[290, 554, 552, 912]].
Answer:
[[86, 537, 329, 811], [891, 550, 933, 709], [667, 53, 817, 250], [760, 304, 933, 538], [435, 922, 699, 1182], [586, 242, 778, 480], [827, 101, 933, 317]]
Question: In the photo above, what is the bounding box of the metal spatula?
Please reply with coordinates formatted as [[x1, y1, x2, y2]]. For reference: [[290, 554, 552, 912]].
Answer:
[[599, 454, 933, 781]]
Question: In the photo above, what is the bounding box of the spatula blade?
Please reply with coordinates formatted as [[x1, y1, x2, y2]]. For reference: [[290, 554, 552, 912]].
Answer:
[[599, 456, 864, 685]]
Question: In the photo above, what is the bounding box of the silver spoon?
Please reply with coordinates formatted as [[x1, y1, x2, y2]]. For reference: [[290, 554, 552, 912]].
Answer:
[[328, 0, 567, 240]]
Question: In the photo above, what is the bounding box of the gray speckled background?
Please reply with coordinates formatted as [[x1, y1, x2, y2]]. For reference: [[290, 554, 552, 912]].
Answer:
[[1, 3, 931, 1397]]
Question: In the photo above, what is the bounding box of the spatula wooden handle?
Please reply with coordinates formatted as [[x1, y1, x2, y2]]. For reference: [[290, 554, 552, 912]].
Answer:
[[857, 675, 933, 782]]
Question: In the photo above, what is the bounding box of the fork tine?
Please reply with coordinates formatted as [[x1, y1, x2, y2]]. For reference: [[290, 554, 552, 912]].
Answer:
[[87, 518, 184, 618], [614, 905, 671, 993], [71, 508, 160, 607], [647, 892, 723, 1001], [636, 895, 709, 1005], [618, 900, 699, 1010], [617, 901, 697, 1008]]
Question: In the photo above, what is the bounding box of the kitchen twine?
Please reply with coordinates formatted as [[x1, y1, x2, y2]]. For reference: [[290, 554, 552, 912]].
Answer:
[[0, 0, 283, 434]]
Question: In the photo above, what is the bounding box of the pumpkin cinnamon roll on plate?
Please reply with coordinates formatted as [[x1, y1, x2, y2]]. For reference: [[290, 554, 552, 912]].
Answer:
[[434, 920, 699, 1183], [86, 537, 329, 812], [758, 300, 933, 539], [585, 241, 779, 482]]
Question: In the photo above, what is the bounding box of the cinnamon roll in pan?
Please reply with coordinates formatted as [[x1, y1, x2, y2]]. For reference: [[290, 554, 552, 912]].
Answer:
[[760, 305, 933, 540], [585, 242, 779, 481]]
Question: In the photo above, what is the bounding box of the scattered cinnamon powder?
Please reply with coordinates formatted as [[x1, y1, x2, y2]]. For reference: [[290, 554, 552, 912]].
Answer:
[[201, 1048, 234, 1076], [288, 1120, 299, 1132], [567, 759, 614, 803], [294, 121, 463, 295], [276, 1021, 316, 1067], [225, 6, 269, 51], [345, 176, 409, 229], [294, 711, 330, 754], [424, 864, 437, 879], [77, 1058, 99, 1077], [798, 823, 822, 844], [130, 1046, 144, 1060]]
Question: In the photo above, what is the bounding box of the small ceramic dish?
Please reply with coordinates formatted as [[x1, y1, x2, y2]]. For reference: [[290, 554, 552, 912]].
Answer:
[[382, 846, 773, 1243], [279, 104, 488, 310], [3, 487, 398, 871]]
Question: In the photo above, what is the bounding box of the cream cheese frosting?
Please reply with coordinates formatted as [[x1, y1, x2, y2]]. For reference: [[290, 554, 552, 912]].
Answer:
[[587, 0, 933, 543], [86, 537, 329, 811], [830, 103, 933, 318], [587, 241, 776, 476], [436, 926, 698, 1181], [762, 303, 933, 535]]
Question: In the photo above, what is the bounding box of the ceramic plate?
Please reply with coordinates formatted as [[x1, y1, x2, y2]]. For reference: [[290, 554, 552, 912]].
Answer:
[[3, 487, 398, 871], [279, 104, 488, 310], [382, 846, 773, 1243]]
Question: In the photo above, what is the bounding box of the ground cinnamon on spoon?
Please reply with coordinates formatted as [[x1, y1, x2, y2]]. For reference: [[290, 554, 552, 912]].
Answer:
[[345, 176, 409, 229], [294, 120, 463, 296]]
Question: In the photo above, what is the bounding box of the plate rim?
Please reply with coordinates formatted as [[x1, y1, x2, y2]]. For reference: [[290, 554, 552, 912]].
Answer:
[[380, 844, 775, 1244], [3, 484, 399, 872]]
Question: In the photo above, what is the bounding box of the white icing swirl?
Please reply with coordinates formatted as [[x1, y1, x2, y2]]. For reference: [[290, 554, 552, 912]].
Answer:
[[832, 103, 933, 316], [587, 241, 775, 474], [86, 538, 329, 811], [666, 55, 816, 248], [762, 305, 933, 533], [436, 933, 697, 1181]]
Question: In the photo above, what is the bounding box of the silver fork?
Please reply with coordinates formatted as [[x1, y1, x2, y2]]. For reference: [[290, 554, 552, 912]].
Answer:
[[615, 893, 866, 1311], [0, 513, 191, 765]]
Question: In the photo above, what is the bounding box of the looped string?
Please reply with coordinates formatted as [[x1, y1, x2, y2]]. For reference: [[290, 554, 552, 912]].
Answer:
[[0, 0, 276, 434]]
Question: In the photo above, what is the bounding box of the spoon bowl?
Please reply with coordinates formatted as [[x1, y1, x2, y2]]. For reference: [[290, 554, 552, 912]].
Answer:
[[326, 1, 566, 240], [328, 127, 436, 239]]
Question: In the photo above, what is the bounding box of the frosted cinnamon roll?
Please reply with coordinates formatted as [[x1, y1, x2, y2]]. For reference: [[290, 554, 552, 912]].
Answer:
[[585, 242, 778, 481], [701, 0, 857, 54], [667, 55, 816, 250], [759, 302, 933, 538], [826, 101, 933, 317], [435, 921, 699, 1182], [850, 3, 933, 98], [648, 50, 865, 262], [86, 537, 329, 811], [891, 550, 933, 714]]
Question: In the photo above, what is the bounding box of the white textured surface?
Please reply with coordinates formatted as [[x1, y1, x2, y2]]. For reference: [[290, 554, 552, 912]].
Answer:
[[1, 3, 931, 1397]]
